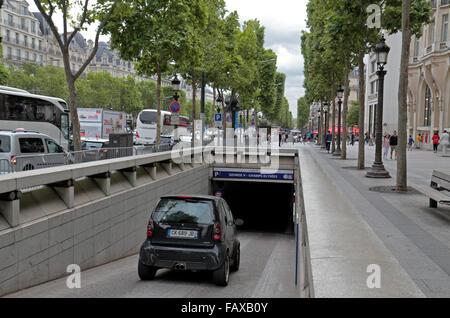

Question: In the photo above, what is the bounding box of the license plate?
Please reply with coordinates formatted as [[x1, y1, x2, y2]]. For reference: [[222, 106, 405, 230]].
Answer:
[[168, 229, 198, 239]]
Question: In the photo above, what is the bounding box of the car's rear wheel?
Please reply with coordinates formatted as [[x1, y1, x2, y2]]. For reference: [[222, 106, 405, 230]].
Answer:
[[138, 260, 157, 280], [213, 254, 230, 286], [230, 244, 240, 272]]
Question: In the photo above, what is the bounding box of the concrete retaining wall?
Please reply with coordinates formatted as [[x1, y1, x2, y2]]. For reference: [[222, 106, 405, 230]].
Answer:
[[0, 164, 209, 296]]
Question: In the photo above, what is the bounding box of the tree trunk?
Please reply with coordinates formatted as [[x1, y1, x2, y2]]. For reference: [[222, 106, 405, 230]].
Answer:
[[61, 48, 81, 152], [341, 59, 350, 160], [191, 72, 196, 147], [213, 83, 216, 126], [331, 72, 336, 153], [156, 63, 162, 145], [67, 76, 81, 152], [357, 50, 366, 169], [397, 0, 412, 191]]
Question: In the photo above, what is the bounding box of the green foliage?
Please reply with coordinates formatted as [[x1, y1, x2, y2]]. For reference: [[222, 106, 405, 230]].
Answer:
[[7, 63, 69, 99], [137, 81, 157, 110], [258, 49, 277, 119], [273, 72, 286, 121], [382, 0, 431, 37], [297, 97, 310, 128], [347, 100, 360, 126]]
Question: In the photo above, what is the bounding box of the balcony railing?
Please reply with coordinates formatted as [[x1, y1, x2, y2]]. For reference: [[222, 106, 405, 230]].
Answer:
[[440, 41, 449, 50]]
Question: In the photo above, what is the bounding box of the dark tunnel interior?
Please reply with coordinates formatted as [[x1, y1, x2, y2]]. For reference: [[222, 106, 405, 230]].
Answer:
[[212, 181, 294, 233]]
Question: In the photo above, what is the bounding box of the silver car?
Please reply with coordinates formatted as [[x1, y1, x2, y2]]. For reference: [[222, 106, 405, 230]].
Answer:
[[0, 129, 71, 173]]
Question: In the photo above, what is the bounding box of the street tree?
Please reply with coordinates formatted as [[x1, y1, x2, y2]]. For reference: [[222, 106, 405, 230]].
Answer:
[[33, 0, 119, 151], [106, 0, 207, 145]]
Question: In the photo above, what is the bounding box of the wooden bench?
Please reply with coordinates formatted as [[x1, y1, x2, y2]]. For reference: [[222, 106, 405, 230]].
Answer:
[[412, 170, 450, 208]]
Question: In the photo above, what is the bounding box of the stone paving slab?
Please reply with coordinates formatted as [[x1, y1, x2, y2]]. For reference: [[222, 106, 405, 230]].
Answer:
[[301, 142, 450, 297], [299, 145, 424, 298]]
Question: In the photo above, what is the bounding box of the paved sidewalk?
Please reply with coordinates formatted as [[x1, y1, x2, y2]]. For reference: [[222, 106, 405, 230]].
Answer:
[[301, 142, 450, 297]]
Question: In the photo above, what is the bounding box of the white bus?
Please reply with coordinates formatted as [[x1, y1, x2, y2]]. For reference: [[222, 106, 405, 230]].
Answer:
[[0, 86, 70, 150], [135, 109, 172, 145]]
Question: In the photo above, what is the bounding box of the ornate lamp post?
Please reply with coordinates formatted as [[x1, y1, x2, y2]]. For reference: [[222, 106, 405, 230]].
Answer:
[[333, 86, 344, 156], [317, 108, 321, 145], [322, 104, 328, 148], [367, 36, 391, 178]]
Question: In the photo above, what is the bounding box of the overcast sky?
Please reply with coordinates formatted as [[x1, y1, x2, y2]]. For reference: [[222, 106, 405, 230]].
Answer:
[[226, 0, 307, 118], [28, 0, 307, 117]]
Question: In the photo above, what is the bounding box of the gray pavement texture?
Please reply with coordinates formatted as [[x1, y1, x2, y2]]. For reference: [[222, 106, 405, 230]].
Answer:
[[300, 142, 450, 297], [4, 231, 301, 298]]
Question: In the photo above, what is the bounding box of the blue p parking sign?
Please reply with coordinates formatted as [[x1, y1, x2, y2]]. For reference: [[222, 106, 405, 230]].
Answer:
[[215, 113, 222, 122]]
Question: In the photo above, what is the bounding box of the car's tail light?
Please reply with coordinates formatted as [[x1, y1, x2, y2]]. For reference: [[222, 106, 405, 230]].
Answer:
[[213, 223, 221, 241], [10, 155, 16, 166], [136, 131, 140, 138], [147, 219, 153, 238], [100, 149, 108, 153]]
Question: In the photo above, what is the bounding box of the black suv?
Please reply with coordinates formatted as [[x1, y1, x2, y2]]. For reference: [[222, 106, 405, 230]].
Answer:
[[138, 195, 243, 286]]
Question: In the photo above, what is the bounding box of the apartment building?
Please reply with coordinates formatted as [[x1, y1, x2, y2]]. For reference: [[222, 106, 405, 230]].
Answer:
[[0, 0, 46, 66], [408, 0, 450, 148]]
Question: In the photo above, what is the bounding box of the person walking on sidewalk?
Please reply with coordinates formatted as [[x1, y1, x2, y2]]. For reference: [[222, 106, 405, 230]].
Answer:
[[383, 133, 390, 159], [408, 135, 414, 151], [326, 130, 332, 153], [390, 131, 398, 160], [441, 130, 449, 156], [416, 133, 422, 149], [432, 131, 440, 153]]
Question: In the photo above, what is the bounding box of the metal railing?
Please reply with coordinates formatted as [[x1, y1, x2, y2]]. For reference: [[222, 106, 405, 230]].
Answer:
[[0, 159, 13, 174], [3, 144, 173, 174]]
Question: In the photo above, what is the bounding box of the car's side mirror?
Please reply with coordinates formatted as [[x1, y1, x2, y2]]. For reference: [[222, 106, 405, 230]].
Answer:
[[235, 219, 244, 226]]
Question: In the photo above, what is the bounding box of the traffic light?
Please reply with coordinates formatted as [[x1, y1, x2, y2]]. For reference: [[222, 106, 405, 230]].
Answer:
[[225, 96, 239, 111]]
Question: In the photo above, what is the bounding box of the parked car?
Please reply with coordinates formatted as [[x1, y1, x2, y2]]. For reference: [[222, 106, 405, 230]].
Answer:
[[81, 138, 110, 161], [138, 195, 243, 286], [0, 129, 71, 172]]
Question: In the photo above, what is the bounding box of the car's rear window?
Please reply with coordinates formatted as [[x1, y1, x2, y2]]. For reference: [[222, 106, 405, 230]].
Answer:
[[0, 135, 11, 152], [83, 142, 104, 149], [153, 198, 214, 224]]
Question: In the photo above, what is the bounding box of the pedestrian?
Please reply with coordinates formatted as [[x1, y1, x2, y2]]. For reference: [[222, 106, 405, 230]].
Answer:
[[279, 132, 282, 147], [432, 131, 440, 153], [416, 133, 422, 149], [389, 130, 398, 160], [350, 133, 355, 146], [365, 132, 369, 145], [326, 130, 332, 153], [441, 130, 449, 156], [408, 135, 414, 151], [383, 133, 390, 159]]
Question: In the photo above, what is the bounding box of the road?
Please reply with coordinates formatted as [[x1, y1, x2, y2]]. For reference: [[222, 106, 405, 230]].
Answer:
[[4, 231, 300, 298]]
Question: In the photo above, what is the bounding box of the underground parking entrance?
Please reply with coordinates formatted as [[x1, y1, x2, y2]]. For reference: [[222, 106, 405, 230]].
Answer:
[[211, 168, 296, 234]]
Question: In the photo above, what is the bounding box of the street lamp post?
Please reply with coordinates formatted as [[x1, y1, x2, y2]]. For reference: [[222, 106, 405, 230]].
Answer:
[[367, 36, 391, 178], [333, 86, 344, 156], [317, 108, 321, 145], [323, 107, 328, 149], [171, 75, 181, 142]]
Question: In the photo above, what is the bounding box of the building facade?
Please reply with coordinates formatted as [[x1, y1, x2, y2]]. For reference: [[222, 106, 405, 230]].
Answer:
[[408, 0, 450, 148], [0, 0, 46, 66]]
